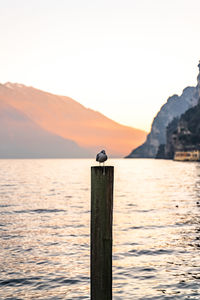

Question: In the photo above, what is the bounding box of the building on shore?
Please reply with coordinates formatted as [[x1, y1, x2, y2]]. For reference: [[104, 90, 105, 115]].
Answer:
[[174, 150, 200, 161]]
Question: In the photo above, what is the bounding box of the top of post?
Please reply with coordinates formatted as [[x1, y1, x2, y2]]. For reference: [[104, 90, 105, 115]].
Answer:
[[91, 166, 114, 176], [92, 166, 114, 169], [91, 166, 114, 171]]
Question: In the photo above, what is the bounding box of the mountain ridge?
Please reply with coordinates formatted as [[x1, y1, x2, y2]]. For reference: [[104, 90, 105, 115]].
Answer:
[[159, 62, 200, 159], [0, 98, 91, 158], [126, 64, 200, 158], [0, 82, 147, 157]]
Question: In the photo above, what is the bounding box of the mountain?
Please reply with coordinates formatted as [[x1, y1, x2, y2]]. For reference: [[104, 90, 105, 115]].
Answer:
[[0, 83, 146, 158], [0, 98, 91, 158], [159, 62, 200, 159], [126, 64, 200, 158], [164, 102, 200, 159]]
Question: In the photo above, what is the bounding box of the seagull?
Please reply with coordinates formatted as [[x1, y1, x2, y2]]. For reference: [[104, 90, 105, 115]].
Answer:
[[96, 150, 108, 166]]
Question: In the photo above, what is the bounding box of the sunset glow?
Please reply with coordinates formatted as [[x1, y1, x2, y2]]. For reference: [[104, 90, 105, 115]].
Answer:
[[0, 84, 146, 156], [1, 0, 200, 131]]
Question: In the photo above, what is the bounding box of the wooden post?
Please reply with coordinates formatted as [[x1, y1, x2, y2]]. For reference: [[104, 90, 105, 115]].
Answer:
[[91, 166, 114, 300]]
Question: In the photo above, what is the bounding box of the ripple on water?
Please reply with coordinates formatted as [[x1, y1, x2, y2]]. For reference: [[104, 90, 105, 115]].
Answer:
[[1, 159, 200, 299]]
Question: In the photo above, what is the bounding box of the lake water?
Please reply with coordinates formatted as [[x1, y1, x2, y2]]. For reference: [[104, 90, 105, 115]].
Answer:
[[0, 159, 200, 299]]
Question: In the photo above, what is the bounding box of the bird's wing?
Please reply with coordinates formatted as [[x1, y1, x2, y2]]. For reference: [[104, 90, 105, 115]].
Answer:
[[96, 153, 100, 161]]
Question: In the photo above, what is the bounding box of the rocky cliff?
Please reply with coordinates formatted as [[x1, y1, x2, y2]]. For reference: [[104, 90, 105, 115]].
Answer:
[[163, 62, 200, 159], [164, 102, 200, 158], [126, 64, 200, 158]]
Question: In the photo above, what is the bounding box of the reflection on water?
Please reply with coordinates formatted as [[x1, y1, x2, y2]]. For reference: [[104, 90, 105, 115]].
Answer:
[[0, 159, 200, 299]]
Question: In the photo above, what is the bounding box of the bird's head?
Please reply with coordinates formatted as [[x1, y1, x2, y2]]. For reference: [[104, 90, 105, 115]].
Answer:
[[101, 150, 106, 154]]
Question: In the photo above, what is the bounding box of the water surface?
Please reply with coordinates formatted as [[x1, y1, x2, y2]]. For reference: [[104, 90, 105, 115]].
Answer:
[[0, 159, 200, 299]]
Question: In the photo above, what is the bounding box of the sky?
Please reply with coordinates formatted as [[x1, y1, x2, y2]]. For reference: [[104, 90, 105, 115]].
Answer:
[[0, 0, 200, 132]]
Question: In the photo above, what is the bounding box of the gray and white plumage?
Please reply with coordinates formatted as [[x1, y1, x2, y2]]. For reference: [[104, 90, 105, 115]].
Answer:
[[96, 150, 108, 165]]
